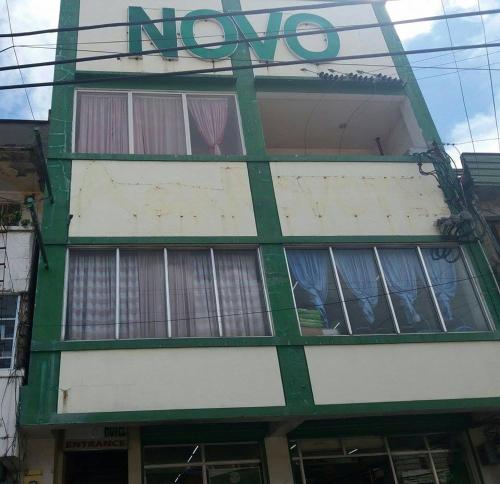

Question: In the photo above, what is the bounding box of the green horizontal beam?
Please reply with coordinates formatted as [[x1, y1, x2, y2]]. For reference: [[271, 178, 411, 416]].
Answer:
[[31, 331, 500, 352]]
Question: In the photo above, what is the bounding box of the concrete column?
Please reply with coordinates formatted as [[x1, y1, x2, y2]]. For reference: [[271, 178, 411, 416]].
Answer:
[[264, 436, 294, 484], [128, 427, 142, 484]]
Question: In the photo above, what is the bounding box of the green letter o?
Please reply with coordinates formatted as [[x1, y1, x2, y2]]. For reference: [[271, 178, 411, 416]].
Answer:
[[181, 10, 239, 60], [284, 13, 340, 61]]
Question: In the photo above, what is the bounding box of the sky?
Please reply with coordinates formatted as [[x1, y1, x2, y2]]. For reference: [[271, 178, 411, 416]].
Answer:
[[0, 0, 499, 156]]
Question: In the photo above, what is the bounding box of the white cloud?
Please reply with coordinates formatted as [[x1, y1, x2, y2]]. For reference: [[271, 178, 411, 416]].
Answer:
[[449, 111, 500, 156], [0, 0, 60, 119], [386, 0, 500, 42]]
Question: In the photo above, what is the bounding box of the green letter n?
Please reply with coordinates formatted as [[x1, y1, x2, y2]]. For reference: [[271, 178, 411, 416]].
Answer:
[[128, 7, 178, 59]]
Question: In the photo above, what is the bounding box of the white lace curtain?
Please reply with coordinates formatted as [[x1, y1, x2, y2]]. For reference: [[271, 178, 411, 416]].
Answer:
[[66, 250, 116, 340], [75, 92, 129, 153], [133, 94, 187, 155]]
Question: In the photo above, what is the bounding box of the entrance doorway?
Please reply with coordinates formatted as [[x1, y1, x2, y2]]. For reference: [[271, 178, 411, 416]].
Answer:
[[64, 450, 128, 484]]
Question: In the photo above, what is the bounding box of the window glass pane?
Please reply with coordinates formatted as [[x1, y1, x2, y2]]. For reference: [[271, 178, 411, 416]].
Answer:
[[187, 95, 243, 155], [388, 436, 426, 452], [143, 445, 201, 466], [205, 443, 261, 462], [378, 249, 442, 333], [0, 295, 18, 318], [300, 439, 343, 457], [0, 320, 15, 369], [214, 250, 270, 337], [145, 467, 203, 484], [66, 250, 116, 340], [207, 465, 262, 484], [168, 250, 219, 337], [75, 92, 129, 153], [302, 455, 395, 483], [120, 250, 167, 339], [133, 94, 187, 155], [426, 434, 454, 451], [343, 436, 386, 455], [391, 454, 436, 483], [334, 249, 395, 334], [422, 248, 490, 332], [287, 249, 348, 336]]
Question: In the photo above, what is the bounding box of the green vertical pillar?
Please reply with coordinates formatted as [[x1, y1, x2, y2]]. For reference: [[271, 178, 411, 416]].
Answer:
[[222, 0, 314, 411]]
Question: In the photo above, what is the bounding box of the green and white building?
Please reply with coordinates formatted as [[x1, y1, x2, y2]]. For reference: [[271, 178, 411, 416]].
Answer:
[[19, 0, 500, 482]]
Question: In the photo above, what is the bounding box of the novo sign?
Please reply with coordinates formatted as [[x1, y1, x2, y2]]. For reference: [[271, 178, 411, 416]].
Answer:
[[128, 7, 341, 61]]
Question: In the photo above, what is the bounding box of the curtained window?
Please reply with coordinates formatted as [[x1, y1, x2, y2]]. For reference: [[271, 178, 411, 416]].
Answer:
[[65, 248, 270, 340], [133, 94, 187, 155], [187, 95, 243, 155], [75, 91, 129, 153], [66, 250, 116, 340], [286, 245, 492, 336], [74, 90, 244, 155]]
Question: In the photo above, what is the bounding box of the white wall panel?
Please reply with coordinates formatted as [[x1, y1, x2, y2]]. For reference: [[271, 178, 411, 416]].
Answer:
[[58, 347, 285, 413], [306, 342, 500, 406], [69, 161, 257, 237], [271, 162, 449, 236]]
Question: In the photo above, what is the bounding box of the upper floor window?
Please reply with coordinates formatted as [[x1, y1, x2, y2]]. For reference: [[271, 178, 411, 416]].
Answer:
[[0, 295, 19, 369], [286, 246, 492, 336], [74, 90, 245, 156], [64, 248, 271, 341]]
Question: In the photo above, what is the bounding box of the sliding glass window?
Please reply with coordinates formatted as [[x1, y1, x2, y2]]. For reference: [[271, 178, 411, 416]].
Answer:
[[286, 245, 492, 336], [74, 90, 245, 156], [64, 248, 271, 341]]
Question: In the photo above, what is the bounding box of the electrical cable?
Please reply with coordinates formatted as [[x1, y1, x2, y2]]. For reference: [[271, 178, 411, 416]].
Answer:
[[477, 0, 500, 152], [441, 0, 476, 153], [0, 0, 402, 39], [2, 8, 500, 74], [3, 0, 35, 120], [6, 40, 500, 91]]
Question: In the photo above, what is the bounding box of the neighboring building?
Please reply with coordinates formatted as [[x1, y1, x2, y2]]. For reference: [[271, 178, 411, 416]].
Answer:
[[0, 120, 48, 482], [19, 1, 500, 483], [462, 153, 500, 282]]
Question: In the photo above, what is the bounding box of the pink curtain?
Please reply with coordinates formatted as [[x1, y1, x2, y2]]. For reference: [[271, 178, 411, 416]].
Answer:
[[187, 96, 230, 155]]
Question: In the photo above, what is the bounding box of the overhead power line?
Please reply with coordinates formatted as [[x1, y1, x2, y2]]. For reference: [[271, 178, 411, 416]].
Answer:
[[2, 7, 500, 74], [4, 40, 500, 91], [0, 0, 397, 39], [4, 0, 35, 120]]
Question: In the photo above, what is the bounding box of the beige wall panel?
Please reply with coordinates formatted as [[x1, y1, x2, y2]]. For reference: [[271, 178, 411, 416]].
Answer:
[[239, 0, 398, 78], [58, 347, 285, 413], [271, 162, 450, 236], [23, 436, 56, 484], [78, 0, 232, 74], [306, 342, 500, 406], [69, 161, 257, 237]]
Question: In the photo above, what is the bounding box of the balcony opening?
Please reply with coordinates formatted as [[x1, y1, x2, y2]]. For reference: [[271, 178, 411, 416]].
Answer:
[[258, 92, 427, 157]]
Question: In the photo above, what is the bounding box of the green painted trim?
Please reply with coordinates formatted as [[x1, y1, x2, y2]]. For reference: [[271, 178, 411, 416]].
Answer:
[[255, 76, 406, 95], [30, 332, 500, 353], [142, 422, 269, 446], [74, 71, 236, 89], [56, 153, 417, 163], [65, 235, 450, 246], [21, 397, 500, 428], [20, 0, 79, 429], [290, 414, 473, 439]]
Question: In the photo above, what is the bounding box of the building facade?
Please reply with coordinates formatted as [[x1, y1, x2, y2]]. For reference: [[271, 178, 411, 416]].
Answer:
[[0, 120, 48, 483], [19, 1, 500, 483]]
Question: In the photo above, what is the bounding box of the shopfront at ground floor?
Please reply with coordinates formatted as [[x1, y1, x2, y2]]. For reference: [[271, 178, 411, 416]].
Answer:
[[20, 414, 500, 484]]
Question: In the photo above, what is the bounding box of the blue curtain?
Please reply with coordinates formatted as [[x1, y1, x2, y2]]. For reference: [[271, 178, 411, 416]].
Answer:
[[379, 249, 422, 325], [287, 250, 330, 328], [422, 250, 458, 321], [334, 249, 379, 325]]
